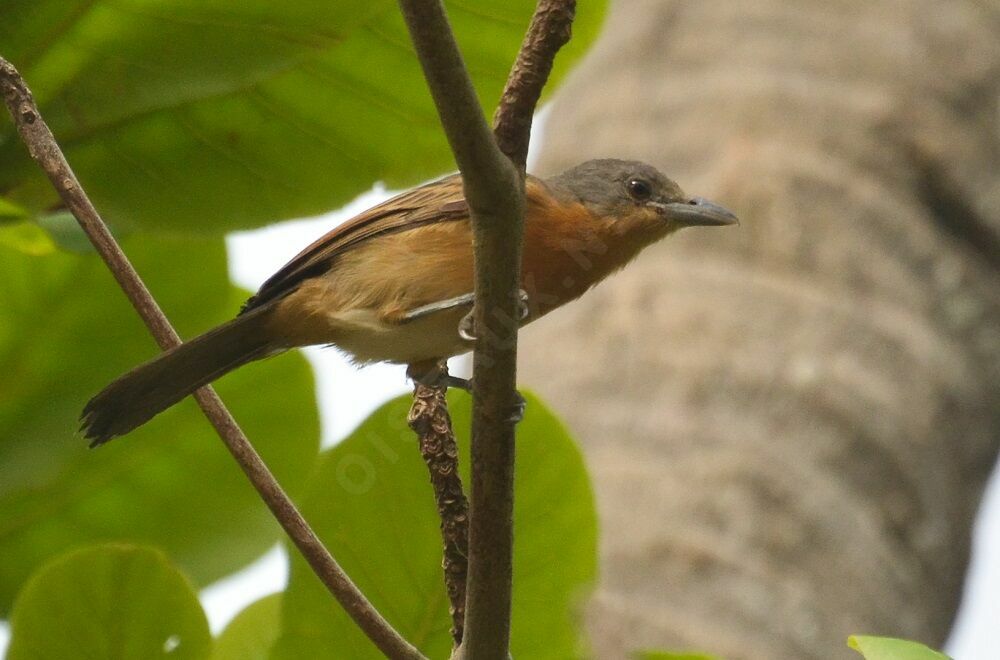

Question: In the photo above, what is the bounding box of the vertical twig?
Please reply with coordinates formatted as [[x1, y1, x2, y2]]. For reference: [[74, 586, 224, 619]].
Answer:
[[408, 383, 470, 647], [396, 2, 576, 658], [0, 57, 425, 660], [396, 3, 524, 656]]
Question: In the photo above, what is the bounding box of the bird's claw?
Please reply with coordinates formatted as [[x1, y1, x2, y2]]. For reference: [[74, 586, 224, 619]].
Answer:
[[458, 311, 476, 343], [407, 363, 526, 423], [505, 391, 527, 424], [516, 288, 530, 321], [457, 289, 530, 343]]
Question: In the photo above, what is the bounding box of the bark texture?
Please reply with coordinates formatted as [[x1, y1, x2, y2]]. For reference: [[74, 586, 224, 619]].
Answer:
[[407, 383, 469, 647], [523, 1, 1000, 658]]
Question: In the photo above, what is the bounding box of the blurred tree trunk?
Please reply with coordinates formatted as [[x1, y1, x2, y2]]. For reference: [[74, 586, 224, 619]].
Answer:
[[523, 1, 1000, 657]]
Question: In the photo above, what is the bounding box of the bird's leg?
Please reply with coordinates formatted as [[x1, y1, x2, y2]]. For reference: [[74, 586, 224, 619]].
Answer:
[[405, 364, 526, 424], [456, 288, 531, 424], [423, 371, 525, 424], [406, 289, 530, 423], [406, 359, 472, 391], [400, 289, 530, 332], [399, 293, 476, 323]]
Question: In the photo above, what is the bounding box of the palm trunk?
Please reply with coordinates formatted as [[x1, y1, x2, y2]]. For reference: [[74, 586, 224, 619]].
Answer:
[[523, 1, 1000, 657]]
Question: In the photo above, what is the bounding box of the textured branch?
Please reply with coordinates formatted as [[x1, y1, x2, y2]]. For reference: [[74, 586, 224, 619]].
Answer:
[[408, 383, 470, 647], [0, 56, 424, 660], [493, 1, 576, 171], [396, 2, 575, 658]]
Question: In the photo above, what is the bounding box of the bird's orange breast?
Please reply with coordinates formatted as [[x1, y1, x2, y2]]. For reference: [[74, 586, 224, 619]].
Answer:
[[521, 183, 653, 316]]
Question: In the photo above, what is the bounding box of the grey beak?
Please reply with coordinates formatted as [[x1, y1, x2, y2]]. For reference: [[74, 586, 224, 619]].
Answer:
[[661, 197, 739, 227]]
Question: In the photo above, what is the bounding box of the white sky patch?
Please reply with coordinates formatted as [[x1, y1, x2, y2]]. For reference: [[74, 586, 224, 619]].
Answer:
[[199, 544, 289, 634], [946, 464, 1000, 659]]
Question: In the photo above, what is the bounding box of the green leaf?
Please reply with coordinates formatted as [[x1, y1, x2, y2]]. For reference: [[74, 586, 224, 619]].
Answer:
[[211, 593, 282, 660], [272, 391, 598, 659], [7, 544, 211, 660], [0, 0, 607, 233], [0, 222, 56, 255], [0, 196, 28, 221], [848, 636, 951, 660], [0, 235, 319, 615]]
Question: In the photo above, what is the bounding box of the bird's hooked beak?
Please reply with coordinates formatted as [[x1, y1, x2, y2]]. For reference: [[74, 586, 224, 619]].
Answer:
[[653, 197, 739, 227]]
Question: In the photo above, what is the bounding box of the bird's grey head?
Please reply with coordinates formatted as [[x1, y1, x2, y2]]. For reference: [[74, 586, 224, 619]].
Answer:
[[549, 158, 738, 228]]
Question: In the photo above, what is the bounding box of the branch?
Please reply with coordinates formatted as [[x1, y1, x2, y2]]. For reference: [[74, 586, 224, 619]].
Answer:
[[0, 57, 424, 660], [396, 3, 523, 658], [408, 383, 469, 647], [396, 2, 576, 658], [493, 1, 576, 171]]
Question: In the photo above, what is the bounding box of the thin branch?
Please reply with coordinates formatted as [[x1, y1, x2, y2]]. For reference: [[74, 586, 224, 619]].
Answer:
[[396, 2, 524, 658], [408, 382, 470, 647], [396, 2, 523, 658], [0, 57, 425, 660], [493, 1, 576, 171], [396, 2, 576, 658]]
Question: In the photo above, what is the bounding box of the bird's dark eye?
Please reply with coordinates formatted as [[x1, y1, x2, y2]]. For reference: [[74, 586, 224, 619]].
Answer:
[[626, 178, 652, 201]]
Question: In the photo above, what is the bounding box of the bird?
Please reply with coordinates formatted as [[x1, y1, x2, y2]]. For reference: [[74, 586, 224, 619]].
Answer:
[[80, 158, 737, 446]]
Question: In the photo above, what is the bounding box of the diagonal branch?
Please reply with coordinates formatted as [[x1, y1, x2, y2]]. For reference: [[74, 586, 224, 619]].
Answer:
[[396, 2, 576, 658], [493, 1, 576, 171], [0, 56, 425, 660]]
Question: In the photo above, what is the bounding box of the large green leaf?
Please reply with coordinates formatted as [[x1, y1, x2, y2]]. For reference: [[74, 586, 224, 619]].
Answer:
[[0, 0, 606, 233], [211, 594, 282, 660], [0, 236, 319, 615], [272, 391, 598, 659], [848, 636, 951, 660], [7, 544, 211, 660], [0, 221, 55, 255], [0, 196, 27, 221]]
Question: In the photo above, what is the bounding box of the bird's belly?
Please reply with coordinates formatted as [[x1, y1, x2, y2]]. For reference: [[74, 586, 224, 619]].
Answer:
[[325, 307, 472, 365]]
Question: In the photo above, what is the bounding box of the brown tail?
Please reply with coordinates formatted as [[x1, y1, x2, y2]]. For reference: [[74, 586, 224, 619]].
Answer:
[[81, 305, 279, 447]]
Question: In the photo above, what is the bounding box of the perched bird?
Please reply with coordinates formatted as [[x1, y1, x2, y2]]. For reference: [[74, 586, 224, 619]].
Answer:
[[81, 159, 737, 445]]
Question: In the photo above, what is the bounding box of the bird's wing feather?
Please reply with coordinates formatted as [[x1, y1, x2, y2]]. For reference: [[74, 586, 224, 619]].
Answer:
[[242, 174, 469, 312]]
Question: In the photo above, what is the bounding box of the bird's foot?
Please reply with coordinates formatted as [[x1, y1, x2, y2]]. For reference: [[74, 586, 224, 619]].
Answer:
[[406, 360, 471, 391], [504, 391, 527, 424], [457, 289, 530, 342], [458, 312, 476, 343], [405, 362, 526, 423]]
